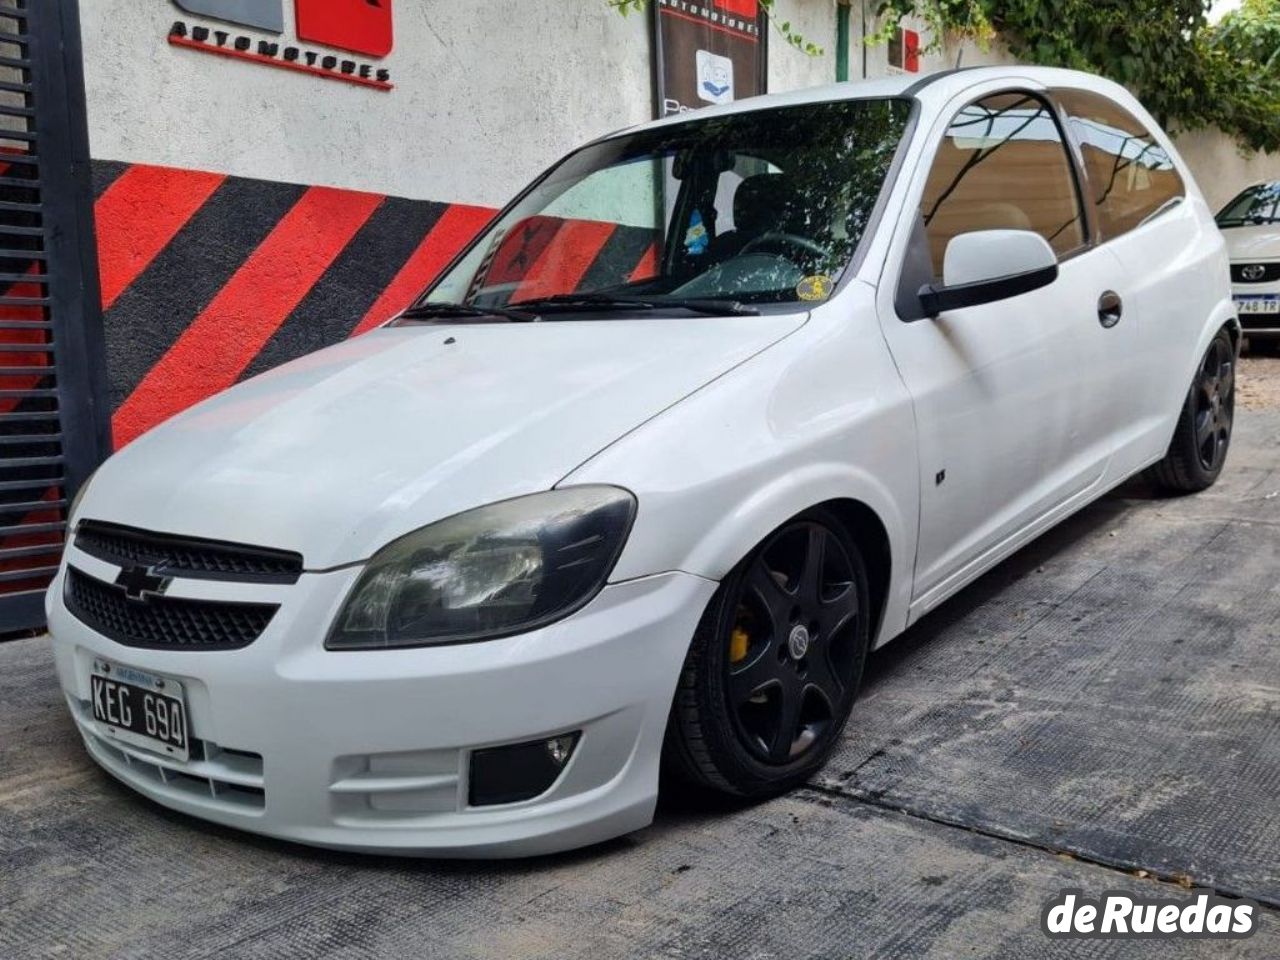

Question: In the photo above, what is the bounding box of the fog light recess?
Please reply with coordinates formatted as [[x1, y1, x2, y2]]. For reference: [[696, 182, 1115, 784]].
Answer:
[[468, 732, 581, 807]]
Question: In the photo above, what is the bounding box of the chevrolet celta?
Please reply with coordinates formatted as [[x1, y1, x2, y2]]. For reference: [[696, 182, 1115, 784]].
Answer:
[[49, 67, 1238, 857]]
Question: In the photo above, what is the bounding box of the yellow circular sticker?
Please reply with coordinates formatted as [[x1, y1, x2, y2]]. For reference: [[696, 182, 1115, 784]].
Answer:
[[796, 275, 834, 302]]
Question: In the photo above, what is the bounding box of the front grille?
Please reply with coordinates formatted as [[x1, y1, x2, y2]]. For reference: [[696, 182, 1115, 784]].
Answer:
[[1231, 262, 1280, 284], [75, 520, 303, 583], [64, 566, 278, 650]]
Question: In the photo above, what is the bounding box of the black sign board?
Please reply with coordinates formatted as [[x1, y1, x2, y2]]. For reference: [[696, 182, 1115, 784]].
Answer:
[[653, 0, 768, 118]]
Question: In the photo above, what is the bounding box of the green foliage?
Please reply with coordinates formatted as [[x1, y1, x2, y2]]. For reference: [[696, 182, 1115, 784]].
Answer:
[[605, 0, 1280, 150], [1212, 0, 1280, 71], [868, 0, 991, 50], [607, 0, 822, 55], [872, 0, 1280, 153]]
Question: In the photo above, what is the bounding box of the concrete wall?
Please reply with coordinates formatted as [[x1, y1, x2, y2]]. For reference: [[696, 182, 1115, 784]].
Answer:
[[83, 0, 651, 207], [1169, 127, 1280, 212], [84, 1, 1018, 207], [83, 0, 850, 208], [82, 1, 1280, 216], [766, 0, 840, 92]]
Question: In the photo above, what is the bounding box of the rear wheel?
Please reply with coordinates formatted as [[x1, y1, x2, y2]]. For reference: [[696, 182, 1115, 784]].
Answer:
[[663, 507, 871, 798], [1145, 327, 1235, 493]]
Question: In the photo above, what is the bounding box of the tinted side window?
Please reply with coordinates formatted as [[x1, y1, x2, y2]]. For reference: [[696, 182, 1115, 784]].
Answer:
[[920, 92, 1085, 275], [1055, 89, 1185, 240]]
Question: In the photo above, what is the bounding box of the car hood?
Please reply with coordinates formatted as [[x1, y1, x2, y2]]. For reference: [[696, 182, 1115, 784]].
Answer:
[[1221, 223, 1280, 260], [79, 316, 804, 568]]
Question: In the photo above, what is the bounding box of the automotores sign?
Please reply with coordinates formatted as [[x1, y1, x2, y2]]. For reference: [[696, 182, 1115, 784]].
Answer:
[[653, 0, 767, 118], [168, 0, 394, 91]]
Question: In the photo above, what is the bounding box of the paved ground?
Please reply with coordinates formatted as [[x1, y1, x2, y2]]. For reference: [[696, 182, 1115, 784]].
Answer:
[[2, 358, 1278, 959]]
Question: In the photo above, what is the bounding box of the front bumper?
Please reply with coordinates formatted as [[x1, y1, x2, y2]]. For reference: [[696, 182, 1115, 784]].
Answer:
[[48, 547, 716, 858]]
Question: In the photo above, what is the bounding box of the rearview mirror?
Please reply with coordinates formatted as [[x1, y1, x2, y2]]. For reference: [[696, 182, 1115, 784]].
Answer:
[[917, 230, 1058, 318]]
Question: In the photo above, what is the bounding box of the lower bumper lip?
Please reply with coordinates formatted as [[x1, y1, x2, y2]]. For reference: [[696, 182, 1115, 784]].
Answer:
[[49, 569, 718, 857]]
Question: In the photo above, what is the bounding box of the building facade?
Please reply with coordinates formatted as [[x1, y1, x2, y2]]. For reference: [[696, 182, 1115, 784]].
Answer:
[[81, 0, 1280, 446]]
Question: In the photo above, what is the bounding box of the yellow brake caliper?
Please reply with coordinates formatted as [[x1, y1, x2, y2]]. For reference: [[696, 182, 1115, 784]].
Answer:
[[729, 624, 750, 664]]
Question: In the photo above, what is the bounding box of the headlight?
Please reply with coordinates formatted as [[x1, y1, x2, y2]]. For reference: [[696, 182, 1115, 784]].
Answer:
[[326, 486, 636, 650]]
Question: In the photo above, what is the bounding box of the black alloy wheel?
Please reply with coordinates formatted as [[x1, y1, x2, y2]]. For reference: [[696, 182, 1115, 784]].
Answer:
[[1146, 326, 1236, 494], [727, 521, 860, 763], [664, 507, 871, 798], [1192, 334, 1235, 473]]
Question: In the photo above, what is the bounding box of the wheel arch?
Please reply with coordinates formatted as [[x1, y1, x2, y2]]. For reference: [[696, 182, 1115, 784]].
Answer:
[[819, 498, 893, 650], [660, 494, 899, 797], [662, 464, 914, 650], [1193, 300, 1242, 376], [1145, 298, 1240, 466], [1225, 314, 1242, 355]]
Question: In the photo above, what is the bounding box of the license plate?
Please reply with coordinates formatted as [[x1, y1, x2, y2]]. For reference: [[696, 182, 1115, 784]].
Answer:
[[89, 659, 190, 762], [1235, 296, 1280, 315]]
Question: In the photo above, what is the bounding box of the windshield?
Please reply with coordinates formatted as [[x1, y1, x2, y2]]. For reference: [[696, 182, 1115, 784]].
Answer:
[[420, 98, 912, 312], [1217, 182, 1280, 228]]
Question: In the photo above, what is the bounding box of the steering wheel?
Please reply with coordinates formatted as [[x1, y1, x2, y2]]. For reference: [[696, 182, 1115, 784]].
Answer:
[[741, 231, 832, 261]]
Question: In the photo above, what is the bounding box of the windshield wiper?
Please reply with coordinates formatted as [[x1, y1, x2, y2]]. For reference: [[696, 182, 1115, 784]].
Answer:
[[510, 292, 759, 316], [399, 301, 539, 323]]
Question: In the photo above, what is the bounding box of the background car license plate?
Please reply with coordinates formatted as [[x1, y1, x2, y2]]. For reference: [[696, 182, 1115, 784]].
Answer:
[[89, 660, 189, 761], [1236, 296, 1280, 315]]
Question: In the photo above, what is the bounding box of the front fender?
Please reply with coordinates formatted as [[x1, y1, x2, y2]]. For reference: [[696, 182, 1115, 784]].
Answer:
[[677, 461, 907, 578], [561, 295, 919, 648], [668, 460, 914, 648]]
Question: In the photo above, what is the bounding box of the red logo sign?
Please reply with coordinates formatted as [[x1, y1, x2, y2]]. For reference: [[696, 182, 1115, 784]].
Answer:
[[887, 27, 920, 74], [168, 0, 394, 89], [903, 28, 920, 72], [295, 0, 393, 58]]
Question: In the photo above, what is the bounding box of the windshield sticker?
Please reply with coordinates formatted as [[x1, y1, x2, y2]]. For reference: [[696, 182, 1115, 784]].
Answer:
[[796, 275, 834, 301], [684, 209, 709, 256]]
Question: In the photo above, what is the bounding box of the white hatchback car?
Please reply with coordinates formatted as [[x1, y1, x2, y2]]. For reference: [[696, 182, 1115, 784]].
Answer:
[[49, 66, 1237, 857], [1217, 180, 1280, 348]]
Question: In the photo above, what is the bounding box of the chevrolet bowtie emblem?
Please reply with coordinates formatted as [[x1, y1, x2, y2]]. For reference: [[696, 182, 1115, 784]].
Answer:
[[114, 564, 171, 602]]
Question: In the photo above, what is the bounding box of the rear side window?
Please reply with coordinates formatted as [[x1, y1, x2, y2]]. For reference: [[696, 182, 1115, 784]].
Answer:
[[1055, 89, 1185, 240], [920, 92, 1086, 276]]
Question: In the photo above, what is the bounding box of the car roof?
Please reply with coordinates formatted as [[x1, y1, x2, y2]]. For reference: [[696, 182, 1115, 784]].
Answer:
[[626, 66, 1133, 135]]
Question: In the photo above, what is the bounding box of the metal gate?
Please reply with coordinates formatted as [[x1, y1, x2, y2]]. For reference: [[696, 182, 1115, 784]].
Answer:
[[0, 0, 109, 633]]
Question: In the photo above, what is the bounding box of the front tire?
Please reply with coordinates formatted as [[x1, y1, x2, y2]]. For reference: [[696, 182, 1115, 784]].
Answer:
[[1145, 327, 1236, 493], [663, 507, 871, 798]]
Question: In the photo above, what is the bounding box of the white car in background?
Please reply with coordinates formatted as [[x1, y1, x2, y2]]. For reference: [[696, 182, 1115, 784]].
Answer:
[[1217, 181, 1280, 350], [47, 66, 1238, 857]]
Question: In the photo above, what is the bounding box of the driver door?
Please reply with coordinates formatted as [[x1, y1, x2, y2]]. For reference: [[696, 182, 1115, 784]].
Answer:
[[878, 91, 1120, 617]]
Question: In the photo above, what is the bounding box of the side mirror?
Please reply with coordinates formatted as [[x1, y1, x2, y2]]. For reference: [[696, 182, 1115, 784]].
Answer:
[[917, 229, 1058, 318]]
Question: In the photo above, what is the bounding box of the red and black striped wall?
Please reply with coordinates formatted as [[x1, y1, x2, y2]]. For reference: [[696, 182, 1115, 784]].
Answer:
[[90, 161, 658, 448]]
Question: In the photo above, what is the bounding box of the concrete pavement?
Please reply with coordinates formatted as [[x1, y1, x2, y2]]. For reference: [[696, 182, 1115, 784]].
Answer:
[[2, 360, 1277, 959]]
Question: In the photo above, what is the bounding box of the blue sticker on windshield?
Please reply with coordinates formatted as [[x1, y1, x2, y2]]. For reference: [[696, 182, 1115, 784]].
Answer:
[[684, 209, 708, 256]]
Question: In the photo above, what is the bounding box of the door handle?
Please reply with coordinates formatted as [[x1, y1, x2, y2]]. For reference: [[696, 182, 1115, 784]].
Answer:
[[1098, 290, 1123, 328]]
